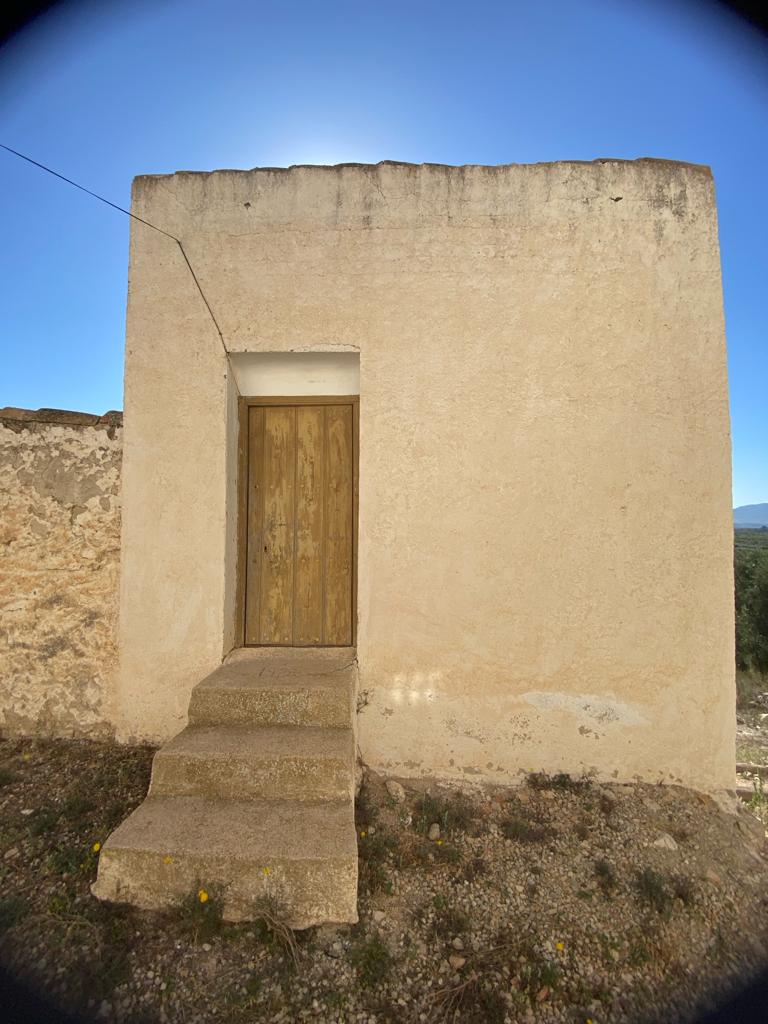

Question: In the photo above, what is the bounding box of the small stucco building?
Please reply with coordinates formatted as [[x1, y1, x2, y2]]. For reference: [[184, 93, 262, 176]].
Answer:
[[2, 159, 734, 923], [116, 157, 733, 783]]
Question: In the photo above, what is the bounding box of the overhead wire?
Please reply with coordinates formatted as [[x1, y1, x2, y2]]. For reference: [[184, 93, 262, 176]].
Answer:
[[0, 143, 228, 355]]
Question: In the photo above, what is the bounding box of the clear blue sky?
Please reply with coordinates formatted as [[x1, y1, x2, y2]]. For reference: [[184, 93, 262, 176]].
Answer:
[[0, 0, 766, 506]]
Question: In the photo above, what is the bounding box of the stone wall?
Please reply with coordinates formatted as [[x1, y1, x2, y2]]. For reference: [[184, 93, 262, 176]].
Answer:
[[0, 408, 122, 737]]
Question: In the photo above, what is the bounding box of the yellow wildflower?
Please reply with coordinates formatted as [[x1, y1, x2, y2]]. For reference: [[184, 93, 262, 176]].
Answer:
[[556, 941, 565, 952], [435, 839, 443, 846], [92, 842, 101, 853], [163, 855, 173, 864], [262, 867, 271, 876], [198, 889, 209, 904], [359, 831, 367, 838]]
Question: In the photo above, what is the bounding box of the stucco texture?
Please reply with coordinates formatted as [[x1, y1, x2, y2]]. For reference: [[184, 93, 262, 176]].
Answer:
[[0, 410, 122, 737], [119, 159, 734, 792]]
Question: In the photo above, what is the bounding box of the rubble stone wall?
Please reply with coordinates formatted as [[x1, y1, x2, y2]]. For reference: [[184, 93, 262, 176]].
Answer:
[[0, 408, 122, 737]]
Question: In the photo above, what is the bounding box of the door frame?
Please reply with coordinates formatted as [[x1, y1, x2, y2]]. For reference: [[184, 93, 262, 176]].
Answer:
[[234, 395, 359, 648]]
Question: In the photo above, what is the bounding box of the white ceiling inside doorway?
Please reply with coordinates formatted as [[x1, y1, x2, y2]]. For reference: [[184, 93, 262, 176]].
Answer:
[[229, 351, 360, 396]]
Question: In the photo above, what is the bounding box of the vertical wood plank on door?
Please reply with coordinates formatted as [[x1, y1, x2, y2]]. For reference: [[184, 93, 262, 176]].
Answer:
[[244, 406, 265, 645], [259, 407, 296, 644], [324, 404, 353, 644], [294, 406, 325, 644]]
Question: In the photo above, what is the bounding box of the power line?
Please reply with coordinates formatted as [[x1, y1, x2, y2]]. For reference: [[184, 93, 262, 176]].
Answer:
[[0, 143, 228, 355]]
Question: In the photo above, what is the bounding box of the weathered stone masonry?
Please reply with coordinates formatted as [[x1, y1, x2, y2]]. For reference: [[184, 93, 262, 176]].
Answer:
[[0, 408, 122, 738]]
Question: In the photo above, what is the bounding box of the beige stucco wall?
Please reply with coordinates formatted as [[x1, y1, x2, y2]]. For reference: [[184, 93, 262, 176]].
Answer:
[[0, 409, 122, 737], [118, 159, 734, 792]]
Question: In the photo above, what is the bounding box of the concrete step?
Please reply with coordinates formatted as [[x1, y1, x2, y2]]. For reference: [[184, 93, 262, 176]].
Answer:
[[94, 647, 359, 927], [149, 725, 354, 802], [92, 795, 357, 927], [188, 648, 356, 729]]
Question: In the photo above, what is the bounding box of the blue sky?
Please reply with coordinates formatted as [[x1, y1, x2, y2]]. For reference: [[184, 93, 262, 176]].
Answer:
[[0, 0, 766, 506]]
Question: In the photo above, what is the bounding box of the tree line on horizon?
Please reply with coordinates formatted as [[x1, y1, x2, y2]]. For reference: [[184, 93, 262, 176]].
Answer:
[[735, 529, 768, 681]]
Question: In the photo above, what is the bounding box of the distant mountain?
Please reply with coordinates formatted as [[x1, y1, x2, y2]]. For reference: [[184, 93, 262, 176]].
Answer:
[[734, 503, 768, 529]]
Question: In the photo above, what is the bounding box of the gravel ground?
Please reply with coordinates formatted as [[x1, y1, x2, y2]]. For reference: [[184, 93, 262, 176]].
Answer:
[[1, 736, 767, 1024], [737, 699, 768, 767], [736, 689, 768, 827]]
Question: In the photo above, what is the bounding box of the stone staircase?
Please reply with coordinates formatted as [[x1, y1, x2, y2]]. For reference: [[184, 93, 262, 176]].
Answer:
[[92, 648, 358, 928]]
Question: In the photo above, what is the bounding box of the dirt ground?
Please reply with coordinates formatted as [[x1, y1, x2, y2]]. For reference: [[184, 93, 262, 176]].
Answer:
[[1, 736, 767, 1024]]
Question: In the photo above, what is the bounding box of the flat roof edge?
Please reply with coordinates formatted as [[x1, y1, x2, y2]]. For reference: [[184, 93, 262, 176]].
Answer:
[[133, 157, 712, 185]]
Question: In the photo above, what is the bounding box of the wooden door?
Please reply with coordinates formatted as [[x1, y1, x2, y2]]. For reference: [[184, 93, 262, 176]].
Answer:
[[241, 399, 356, 646]]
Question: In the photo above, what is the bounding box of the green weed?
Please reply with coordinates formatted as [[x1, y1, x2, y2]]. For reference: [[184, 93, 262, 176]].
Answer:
[[429, 902, 470, 940], [358, 828, 398, 864], [48, 891, 75, 915], [62, 787, 96, 821], [391, 835, 432, 871], [431, 974, 508, 1024], [522, 958, 560, 992], [412, 791, 475, 836], [167, 885, 226, 943], [476, 931, 561, 1001], [462, 856, 487, 882], [737, 740, 768, 764], [594, 858, 617, 894], [596, 931, 621, 963], [29, 807, 60, 836], [635, 868, 672, 917], [48, 843, 87, 876], [230, 973, 262, 1008], [434, 841, 462, 865], [349, 931, 393, 988], [355, 784, 380, 828], [747, 774, 768, 826], [527, 771, 591, 793], [500, 815, 554, 843], [358, 827, 398, 896], [671, 874, 697, 907], [359, 859, 393, 896], [575, 818, 591, 840], [321, 989, 346, 1011], [0, 896, 26, 932], [69, 938, 133, 1004], [628, 940, 651, 967], [737, 671, 766, 708]]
